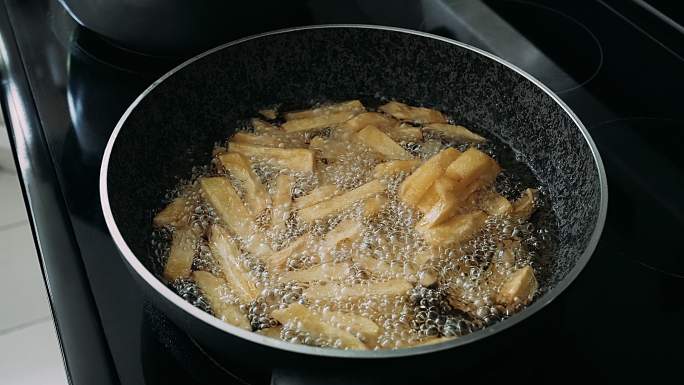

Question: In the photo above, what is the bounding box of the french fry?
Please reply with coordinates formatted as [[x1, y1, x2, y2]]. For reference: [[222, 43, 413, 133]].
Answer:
[[372, 159, 422, 179], [200, 177, 272, 257], [279, 262, 351, 283], [231, 132, 283, 147], [228, 142, 314, 173], [399, 148, 461, 208], [417, 210, 487, 247], [258, 109, 277, 120], [219, 153, 271, 215], [413, 247, 436, 267], [423, 123, 486, 143], [387, 124, 423, 142], [257, 326, 282, 339], [298, 179, 385, 222], [315, 219, 364, 261], [309, 136, 348, 160], [353, 254, 413, 278], [163, 228, 197, 281], [209, 225, 259, 304], [320, 310, 380, 340], [293, 185, 340, 210], [284, 100, 364, 120], [251, 118, 279, 134], [361, 195, 386, 218], [480, 191, 513, 216], [446, 286, 476, 314], [355, 125, 413, 160], [340, 112, 398, 133], [192, 271, 251, 330], [282, 111, 361, 133], [266, 233, 311, 270], [496, 266, 538, 306], [417, 177, 462, 227], [271, 174, 294, 229], [512, 188, 537, 220], [303, 278, 412, 301], [153, 197, 187, 227], [378, 101, 447, 124], [444, 148, 501, 193], [272, 303, 368, 350]]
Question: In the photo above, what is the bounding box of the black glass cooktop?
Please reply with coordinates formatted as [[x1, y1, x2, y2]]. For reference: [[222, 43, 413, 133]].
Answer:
[[1, 0, 682, 384]]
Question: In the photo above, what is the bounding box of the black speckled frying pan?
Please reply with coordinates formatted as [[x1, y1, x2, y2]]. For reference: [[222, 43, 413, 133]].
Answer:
[[100, 25, 606, 382]]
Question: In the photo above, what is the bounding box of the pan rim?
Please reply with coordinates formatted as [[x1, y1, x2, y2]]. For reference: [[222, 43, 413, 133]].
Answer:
[[99, 24, 608, 359]]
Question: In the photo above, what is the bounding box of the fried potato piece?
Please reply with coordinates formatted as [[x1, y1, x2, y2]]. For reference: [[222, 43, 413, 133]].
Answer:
[[303, 278, 412, 301], [219, 153, 271, 215], [192, 271, 251, 330], [209, 225, 260, 303], [446, 286, 476, 314], [231, 132, 283, 147], [199, 177, 272, 257], [417, 210, 487, 247], [272, 303, 367, 350], [353, 254, 414, 279], [512, 188, 537, 220], [480, 191, 513, 216], [257, 326, 282, 339], [312, 219, 364, 263], [339, 112, 398, 133], [387, 124, 423, 142], [496, 266, 538, 306], [320, 310, 380, 340], [355, 125, 413, 160], [284, 100, 364, 121], [378, 101, 447, 124], [153, 197, 187, 227], [266, 233, 311, 271], [251, 118, 279, 134], [228, 142, 314, 173], [163, 228, 197, 282], [298, 179, 385, 222], [417, 177, 462, 227], [294, 185, 340, 210], [399, 148, 461, 208], [423, 123, 486, 143], [372, 159, 422, 179], [282, 110, 361, 133], [258, 109, 278, 120], [413, 247, 436, 267], [271, 174, 294, 229], [444, 148, 501, 192], [309, 136, 348, 160], [361, 195, 386, 218], [279, 262, 351, 283]]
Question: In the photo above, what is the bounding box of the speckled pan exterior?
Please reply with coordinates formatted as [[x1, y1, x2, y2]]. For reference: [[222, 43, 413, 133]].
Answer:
[[101, 26, 606, 364]]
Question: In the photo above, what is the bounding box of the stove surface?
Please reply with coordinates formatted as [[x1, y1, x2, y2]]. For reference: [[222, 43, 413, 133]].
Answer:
[[1, 0, 682, 384]]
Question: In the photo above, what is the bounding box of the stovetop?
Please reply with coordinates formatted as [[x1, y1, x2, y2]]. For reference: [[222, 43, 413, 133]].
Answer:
[[1, 0, 682, 384]]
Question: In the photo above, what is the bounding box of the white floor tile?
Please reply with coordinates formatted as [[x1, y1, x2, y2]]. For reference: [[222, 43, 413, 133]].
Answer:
[[0, 171, 27, 227], [0, 320, 69, 385], [0, 224, 51, 331]]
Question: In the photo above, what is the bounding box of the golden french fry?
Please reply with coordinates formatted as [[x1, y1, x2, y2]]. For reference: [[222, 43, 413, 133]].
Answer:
[[372, 159, 421, 179], [209, 225, 260, 303], [298, 179, 385, 222], [353, 254, 413, 279], [355, 125, 413, 160], [200, 177, 272, 257], [423, 123, 486, 143], [282, 110, 361, 133], [378, 101, 447, 124], [444, 148, 501, 191], [399, 148, 461, 208], [231, 132, 283, 147], [314, 219, 364, 262], [496, 266, 538, 305], [320, 310, 380, 340], [192, 271, 251, 330], [293, 185, 340, 210], [163, 228, 197, 281], [284, 100, 364, 121], [257, 326, 282, 339], [308, 136, 348, 160], [265, 233, 311, 270], [480, 191, 513, 216], [153, 197, 187, 227], [219, 153, 271, 215], [361, 195, 386, 218], [387, 124, 423, 142], [512, 188, 537, 220], [272, 303, 368, 350], [279, 262, 351, 283], [258, 109, 278, 120], [228, 142, 314, 173], [251, 118, 279, 134], [418, 177, 462, 227], [340, 112, 398, 133], [417, 210, 487, 247], [303, 278, 412, 301], [271, 174, 295, 229]]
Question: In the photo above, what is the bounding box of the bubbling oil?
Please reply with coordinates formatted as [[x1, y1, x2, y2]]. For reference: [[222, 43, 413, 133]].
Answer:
[[149, 99, 558, 350]]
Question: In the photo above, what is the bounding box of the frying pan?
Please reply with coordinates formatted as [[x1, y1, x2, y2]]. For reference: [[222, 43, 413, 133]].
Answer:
[[100, 25, 607, 383]]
